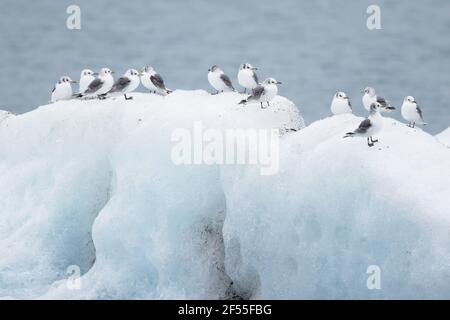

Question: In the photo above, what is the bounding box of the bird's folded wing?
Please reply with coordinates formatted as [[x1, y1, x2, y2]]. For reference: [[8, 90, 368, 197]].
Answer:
[[85, 78, 103, 93], [252, 72, 258, 84], [150, 74, 166, 90], [251, 85, 265, 100], [220, 74, 234, 89], [416, 105, 424, 119], [110, 77, 131, 92], [355, 118, 372, 133]]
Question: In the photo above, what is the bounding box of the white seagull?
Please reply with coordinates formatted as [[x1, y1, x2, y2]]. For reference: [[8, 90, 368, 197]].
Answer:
[[331, 91, 352, 115], [239, 78, 281, 109], [107, 69, 141, 100], [140, 66, 171, 95], [77, 69, 97, 95], [344, 102, 384, 147], [362, 87, 395, 112], [238, 63, 259, 94], [82, 67, 115, 99], [401, 96, 427, 128], [208, 65, 235, 94], [51, 76, 76, 103]]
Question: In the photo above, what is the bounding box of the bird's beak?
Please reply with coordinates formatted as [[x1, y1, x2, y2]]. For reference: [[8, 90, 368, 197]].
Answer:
[[252, 67, 258, 70], [138, 72, 143, 76], [412, 101, 417, 104], [276, 81, 282, 84], [208, 69, 211, 72], [92, 72, 99, 76], [111, 71, 115, 74], [71, 80, 77, 83]]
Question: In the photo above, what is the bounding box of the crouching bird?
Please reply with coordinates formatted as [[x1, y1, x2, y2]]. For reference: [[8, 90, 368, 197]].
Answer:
[[344, 102, 383, 147], [239, 78, 281, 109]]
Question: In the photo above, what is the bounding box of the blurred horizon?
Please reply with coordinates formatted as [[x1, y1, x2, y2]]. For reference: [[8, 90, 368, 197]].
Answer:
[[0, 0, 449, 134]]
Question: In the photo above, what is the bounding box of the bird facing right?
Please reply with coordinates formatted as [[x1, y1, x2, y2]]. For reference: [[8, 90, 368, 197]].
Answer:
[[401, 96, 427, 128], [77, 69, 97, 95], [237, 63, 259, 94], [239, 78, 281, 109], [51, 76, 77, 103], [344, 102, 383, 147], [331, 91, 352, 115], [108, 69, 141, 100], [82, 68, 115, 99]]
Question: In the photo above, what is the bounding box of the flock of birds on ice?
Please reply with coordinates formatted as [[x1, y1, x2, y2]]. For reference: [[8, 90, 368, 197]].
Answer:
[[51, 63, 427, 147]]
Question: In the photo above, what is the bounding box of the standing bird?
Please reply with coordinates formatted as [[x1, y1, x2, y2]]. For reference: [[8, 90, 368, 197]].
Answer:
[[107, 69, 141, 100], [362, 87, 395, 112], [140, 66, 172, 95], [239, 78, 281, 109], [237, 63, 259, 94], [344, 102, 384, 147], [51, 76, 77, 103], [331, 91, 352, 115], [82, 68, 115, 99], [77, 69, 97, 95], [401, 96, 427, 128], [208, 65, 235, 94]]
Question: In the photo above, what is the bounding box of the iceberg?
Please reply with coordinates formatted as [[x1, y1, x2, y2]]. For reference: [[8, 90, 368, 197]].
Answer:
[[0, 91, 449, 299]]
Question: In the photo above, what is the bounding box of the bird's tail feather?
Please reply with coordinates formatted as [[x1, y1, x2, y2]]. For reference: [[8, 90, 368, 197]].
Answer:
[[72, 93, 83, 98], [239, 99, 247, 105]]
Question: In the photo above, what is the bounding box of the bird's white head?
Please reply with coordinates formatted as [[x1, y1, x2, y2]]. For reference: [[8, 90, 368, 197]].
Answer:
[[239, 63, 257, 71], [99, 68, 114, 77], [369, 102, 382, 114], [405, 96, 416, 103], [142, 65, 154, 74], [335, 91, 349, 100], [363, 87, 376, 97], [264, 78, 282, 85], [208, 65, 221, 73], [59, 76, 76, 84], [125, 69, 141, 77], [80, 69, 96, 77]]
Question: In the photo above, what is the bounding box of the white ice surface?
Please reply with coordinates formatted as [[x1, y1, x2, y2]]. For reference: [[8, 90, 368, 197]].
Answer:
[[436, 127, 450, 147]]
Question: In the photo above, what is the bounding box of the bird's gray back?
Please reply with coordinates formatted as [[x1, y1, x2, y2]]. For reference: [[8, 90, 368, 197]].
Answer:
[[249, 85, 265, 101], [110, 77, 131, 93], [355, 118, 372, 134], [85, 78, 104, 94]]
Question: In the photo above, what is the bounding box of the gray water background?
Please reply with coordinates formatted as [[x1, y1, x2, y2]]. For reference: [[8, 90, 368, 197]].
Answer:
[[0, 0, 449, 134]]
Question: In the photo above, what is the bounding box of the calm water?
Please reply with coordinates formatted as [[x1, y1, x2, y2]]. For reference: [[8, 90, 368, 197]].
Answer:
[[0, 0, 449, 134]]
